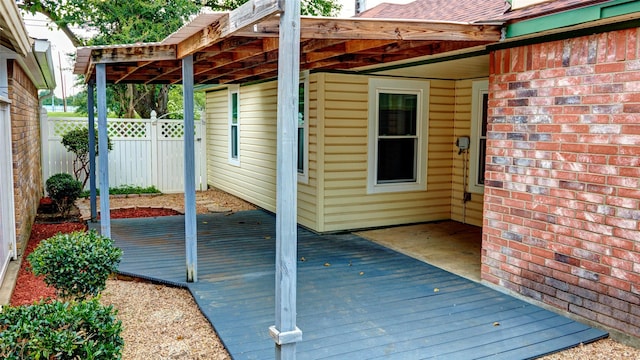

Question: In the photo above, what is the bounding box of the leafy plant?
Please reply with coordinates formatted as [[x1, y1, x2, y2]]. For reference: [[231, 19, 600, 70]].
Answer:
[[80, 184, 161, 198], [28, 231, 123, 300], [61, 127, 113, 188], [45, 173, 82, 217], [0, 298, 123, 360]]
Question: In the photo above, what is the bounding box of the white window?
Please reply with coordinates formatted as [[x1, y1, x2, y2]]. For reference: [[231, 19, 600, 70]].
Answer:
[[228, 85, 240, 166], [367, 78, 429, 194], [469, 80, 488, 194], [298, 74, 309, 183]]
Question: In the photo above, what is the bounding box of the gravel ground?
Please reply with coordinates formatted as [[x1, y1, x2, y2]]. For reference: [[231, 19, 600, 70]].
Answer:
[[101, 278, 231, 360], [95, 190, 639, 360]]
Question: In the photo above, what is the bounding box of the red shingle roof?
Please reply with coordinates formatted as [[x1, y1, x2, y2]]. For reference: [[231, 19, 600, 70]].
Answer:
[[356, 0, 617, 23], [356, 0, 510, 23]]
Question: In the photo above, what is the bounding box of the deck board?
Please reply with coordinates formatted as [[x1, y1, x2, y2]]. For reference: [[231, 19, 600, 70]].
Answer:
[[94, 210, 607, 359]]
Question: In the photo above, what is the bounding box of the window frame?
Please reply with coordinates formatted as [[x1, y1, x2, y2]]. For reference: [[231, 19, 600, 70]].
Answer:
[[367, 78, 429, 194], [469, 80, 488, 194], [228, 85, 240, 166], [297, 73, 309, 183]]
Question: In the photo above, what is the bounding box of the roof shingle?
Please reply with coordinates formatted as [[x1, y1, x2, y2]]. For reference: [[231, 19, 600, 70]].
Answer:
[[356, 0, 510, 23]]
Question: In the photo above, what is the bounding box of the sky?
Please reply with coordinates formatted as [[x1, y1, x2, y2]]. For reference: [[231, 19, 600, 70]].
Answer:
[[22, 0, 413, 98], [23, 12, 81, 98]]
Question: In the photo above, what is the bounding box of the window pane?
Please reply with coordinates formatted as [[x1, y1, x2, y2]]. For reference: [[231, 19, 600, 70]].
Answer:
[[231, 93, 238, 124], [481, 93, 488, 136], [377, 138, 416, 183], [231, 126, 238, 158], [378, 93, 417, 136], [298, 83, 305, 126], [298, 128, 304, 173], [478, 138, 486, 185]]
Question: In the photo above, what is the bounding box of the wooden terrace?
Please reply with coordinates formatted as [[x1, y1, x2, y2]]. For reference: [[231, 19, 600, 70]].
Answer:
[[93, 210, 607, 359]]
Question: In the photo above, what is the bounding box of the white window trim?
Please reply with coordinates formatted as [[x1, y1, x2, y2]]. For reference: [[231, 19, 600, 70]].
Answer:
[[228, 85, 240, 166], [297, 73, 310, 184], [367, 78, 429, 194], [469, 80, 488, 194]]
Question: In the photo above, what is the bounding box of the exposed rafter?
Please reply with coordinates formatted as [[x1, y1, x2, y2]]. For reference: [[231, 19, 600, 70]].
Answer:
[[74, 7, 502, 85], [176, 0, 282, 58]]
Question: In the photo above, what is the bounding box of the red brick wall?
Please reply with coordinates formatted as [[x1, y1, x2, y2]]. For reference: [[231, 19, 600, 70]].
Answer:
[[8, 60, 44, 253], [484, 28, 640, 338]]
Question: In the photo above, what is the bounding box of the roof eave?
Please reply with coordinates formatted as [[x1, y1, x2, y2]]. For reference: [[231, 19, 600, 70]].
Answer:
[[0, 0, 31, 56]]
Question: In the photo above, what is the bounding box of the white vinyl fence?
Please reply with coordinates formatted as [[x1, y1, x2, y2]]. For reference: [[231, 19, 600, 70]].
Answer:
[[41, 114, 207, 193]]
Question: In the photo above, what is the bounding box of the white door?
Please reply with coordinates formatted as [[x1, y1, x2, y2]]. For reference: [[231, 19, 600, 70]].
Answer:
[[0, 102, 17, 285]]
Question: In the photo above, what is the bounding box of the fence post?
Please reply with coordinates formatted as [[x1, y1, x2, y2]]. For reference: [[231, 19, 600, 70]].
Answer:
[[150, 110, 158, 190], [199, 110, 207, 191], [39, 108, 49, 194]]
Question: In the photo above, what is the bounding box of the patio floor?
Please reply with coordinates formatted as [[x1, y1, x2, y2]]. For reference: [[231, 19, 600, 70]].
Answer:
[[94, 210, 607, 359]]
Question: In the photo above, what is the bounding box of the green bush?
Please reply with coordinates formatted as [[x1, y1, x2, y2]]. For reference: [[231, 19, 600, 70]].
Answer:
[[45, 173, 82, 217], [0, 298, 123, 359], [28, 231, 123, 300], [80, 184, 161, 198]]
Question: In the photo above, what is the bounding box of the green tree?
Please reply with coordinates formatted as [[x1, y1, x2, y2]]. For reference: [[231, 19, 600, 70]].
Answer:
[[20, 0, 341, 118]]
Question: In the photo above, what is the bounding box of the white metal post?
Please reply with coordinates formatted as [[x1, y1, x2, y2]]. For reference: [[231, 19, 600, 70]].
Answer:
[[183, 55, 198, 282], [269, 0, 302, 359], [96, 63, 110, 238]]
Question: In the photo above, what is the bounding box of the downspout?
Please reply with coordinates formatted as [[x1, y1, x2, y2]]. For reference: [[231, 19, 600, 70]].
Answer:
[[39, 90, 54, 194], [39, 89, 54, 104]]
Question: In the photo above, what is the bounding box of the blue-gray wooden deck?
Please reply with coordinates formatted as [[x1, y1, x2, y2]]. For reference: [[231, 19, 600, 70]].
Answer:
[[94, 210, 607, 359]]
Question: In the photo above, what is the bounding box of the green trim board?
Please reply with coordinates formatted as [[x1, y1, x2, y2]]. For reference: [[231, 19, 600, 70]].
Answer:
[[507, 0, 640, 38], [490, 17, 640, 51]]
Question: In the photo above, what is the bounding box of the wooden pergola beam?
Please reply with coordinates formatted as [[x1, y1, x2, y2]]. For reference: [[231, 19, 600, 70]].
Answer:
[[238, 17, 502, 41], [90, 45, 176, 64], [115, 61, 154, 84], [176, 0, 282, 58]]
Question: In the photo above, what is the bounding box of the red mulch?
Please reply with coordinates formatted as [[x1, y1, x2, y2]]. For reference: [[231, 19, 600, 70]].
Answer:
[[103, 207, 181, 219], [10, 222, 86, 306], [9, 205, 178, 306]]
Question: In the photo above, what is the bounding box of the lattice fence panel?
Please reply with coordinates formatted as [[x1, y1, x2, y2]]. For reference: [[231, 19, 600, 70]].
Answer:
[[52, 120, 86, 137], [108, 121, 148, 138], [160, 121, 185, 138]]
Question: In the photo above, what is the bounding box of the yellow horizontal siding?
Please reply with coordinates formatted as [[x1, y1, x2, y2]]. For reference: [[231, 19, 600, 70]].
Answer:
[[206, 73, 482, 233], [319, 74, 455, 232], [450, 79, 484, 227], [205, 78, 320, 230], [205, 83, 278, 213]]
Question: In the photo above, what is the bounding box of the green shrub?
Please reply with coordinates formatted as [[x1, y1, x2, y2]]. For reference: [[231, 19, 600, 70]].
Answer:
[[45, 173, 82, 217], [28, 231, 123, 300], [80, 184, 161, 198], [0, 298, 123, 359]]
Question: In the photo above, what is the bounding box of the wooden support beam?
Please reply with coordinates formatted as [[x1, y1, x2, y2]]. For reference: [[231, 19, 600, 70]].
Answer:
[[240, 17, 502, 41], [90, 45, 176, 64], [96, 63, 111, 238], [182, 55, 198, 283], [87, 81, 97, 222], [115, 61, 154, 84], [271, 0, 301, 358], [177, 0, 282, 58], [147, 65, 183, 85]]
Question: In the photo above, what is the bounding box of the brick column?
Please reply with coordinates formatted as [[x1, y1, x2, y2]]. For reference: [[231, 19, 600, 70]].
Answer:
[[483, 28, 640, 338]]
